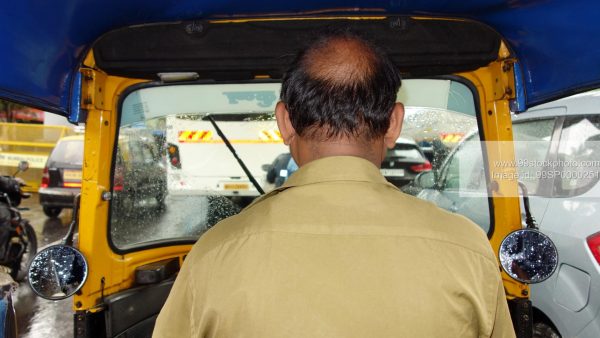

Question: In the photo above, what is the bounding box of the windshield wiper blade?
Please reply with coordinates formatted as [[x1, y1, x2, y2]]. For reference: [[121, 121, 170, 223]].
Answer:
[[206, 115, 265, 195]]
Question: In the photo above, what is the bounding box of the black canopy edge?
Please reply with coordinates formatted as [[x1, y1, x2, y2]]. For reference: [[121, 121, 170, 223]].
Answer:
[[93, 16, 501, 80]]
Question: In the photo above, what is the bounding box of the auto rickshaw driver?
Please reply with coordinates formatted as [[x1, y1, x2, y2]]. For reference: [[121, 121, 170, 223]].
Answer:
[[154, 31, 515, 338]]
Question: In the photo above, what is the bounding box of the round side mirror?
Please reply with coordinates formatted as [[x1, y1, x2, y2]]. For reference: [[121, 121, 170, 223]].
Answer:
[[499, 229, 558, 284], [28, 245, 88, 300], [18, 161, 29, 172]]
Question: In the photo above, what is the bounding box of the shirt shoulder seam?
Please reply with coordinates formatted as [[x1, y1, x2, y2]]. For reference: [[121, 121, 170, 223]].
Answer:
[[197, 229, 497, 266]]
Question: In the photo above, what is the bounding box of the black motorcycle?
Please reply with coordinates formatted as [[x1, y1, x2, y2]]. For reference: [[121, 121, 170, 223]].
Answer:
[[0, 161, 38, 280]]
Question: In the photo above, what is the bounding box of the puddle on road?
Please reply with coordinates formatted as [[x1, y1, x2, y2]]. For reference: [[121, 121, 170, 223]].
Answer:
[[15, 283, 72, 338]]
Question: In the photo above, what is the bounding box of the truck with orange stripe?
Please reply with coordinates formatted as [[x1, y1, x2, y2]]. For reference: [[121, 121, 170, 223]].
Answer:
[[164, 93, 287, 198], [151, 83, 288, 197]]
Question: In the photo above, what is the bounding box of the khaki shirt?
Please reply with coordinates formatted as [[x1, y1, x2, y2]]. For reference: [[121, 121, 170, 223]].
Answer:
[[154, 156, 515, 338]]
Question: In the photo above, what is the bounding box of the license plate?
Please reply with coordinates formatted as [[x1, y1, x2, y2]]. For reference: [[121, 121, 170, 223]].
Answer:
[[223, 183, 249, 190], [63, 169, 82, 181], [380, 169, 405, 177]]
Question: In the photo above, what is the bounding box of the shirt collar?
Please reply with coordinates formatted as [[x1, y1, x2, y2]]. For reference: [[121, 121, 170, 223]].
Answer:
[[281, 156, 391, 188], [245, 156, 394, 210]]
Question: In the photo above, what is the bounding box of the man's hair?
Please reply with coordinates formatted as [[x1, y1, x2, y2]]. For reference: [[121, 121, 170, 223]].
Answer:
[[280, 31, 402, 140]]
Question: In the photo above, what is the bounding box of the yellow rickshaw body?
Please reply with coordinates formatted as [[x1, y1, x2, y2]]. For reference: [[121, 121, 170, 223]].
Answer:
[[73, 17, 526, 314]]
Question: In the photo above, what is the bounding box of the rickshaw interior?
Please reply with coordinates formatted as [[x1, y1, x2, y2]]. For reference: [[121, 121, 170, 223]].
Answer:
[[2, 1, 600, 337]]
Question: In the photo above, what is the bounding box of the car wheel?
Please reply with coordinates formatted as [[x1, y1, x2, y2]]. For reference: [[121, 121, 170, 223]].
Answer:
[[42, 206, 62, 218], [533, 322, 561, 338]]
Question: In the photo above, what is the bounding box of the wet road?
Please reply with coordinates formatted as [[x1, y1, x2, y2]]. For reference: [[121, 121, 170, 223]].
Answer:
[[15, 194, 73, 338]]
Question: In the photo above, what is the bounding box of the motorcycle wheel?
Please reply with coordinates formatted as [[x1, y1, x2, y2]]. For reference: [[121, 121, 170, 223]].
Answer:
[[11, 222, 37, 281]]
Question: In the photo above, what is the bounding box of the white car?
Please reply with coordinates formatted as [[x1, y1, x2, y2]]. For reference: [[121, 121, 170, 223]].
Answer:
[[512, 91, 600, 338], [416, 90, 600, 338]]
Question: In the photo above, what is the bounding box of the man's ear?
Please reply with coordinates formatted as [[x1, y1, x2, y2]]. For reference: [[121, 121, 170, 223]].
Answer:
[[384, 102, 404, 149], [275, 101, 296, 145]]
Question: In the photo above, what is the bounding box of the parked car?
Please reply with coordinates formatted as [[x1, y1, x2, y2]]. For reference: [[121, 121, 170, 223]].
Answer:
[[381, 137, 432, 188], [111, 128, 168, 212], [415, 90, 600, 338], [511, 91, 600, 338], [39, 135, 84, 217]]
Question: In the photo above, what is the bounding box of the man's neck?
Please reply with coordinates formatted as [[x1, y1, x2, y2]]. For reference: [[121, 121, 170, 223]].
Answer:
[[292, 135, 385, 168]]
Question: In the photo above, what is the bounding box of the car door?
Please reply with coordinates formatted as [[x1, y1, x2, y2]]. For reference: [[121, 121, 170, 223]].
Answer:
[[529, 114, 600, 337]]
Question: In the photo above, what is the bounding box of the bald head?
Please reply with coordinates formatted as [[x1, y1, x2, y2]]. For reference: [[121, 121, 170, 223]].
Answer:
[[280, 32, 402, 141], [304, 36, 378, 90]]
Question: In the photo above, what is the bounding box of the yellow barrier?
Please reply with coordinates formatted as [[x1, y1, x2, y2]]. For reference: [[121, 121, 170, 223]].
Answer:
[[0, 122, 74, 191]]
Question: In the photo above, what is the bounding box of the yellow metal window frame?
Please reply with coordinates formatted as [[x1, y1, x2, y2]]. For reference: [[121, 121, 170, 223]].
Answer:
[[73, 20, 527, 313]]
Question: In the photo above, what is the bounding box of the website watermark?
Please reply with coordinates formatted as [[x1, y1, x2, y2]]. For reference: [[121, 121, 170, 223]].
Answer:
[[494, 159, 600, 169], [451, 140, 600, 198], [490, 170, 600, 180]]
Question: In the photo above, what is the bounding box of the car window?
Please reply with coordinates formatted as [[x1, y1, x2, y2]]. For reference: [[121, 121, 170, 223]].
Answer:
[[554, 115, 600, 197], [512, 118, 556, 195], [427, 133, 491, 232], [48, 139, 83, 166], [442, 134, 485, 191], [442, 153, 461, 190], [112, 79, 489, 251]]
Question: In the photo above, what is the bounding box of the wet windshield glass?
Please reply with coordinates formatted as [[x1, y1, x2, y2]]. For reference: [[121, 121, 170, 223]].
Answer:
[[112, 79, 487, 250]]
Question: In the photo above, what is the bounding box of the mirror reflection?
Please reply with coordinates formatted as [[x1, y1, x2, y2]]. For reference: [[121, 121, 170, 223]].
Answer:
[[28, 245, 88, 300], [499, 229, 558, 284]]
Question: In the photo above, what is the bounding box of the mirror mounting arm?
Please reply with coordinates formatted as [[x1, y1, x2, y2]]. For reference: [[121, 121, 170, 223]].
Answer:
[[517, 181, 537, 229], [62, 194, 81, 247], [12, 160, 30, 176]]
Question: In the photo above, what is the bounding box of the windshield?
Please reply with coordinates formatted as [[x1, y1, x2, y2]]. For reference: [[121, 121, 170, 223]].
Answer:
[[112, 79, 487, 251]]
